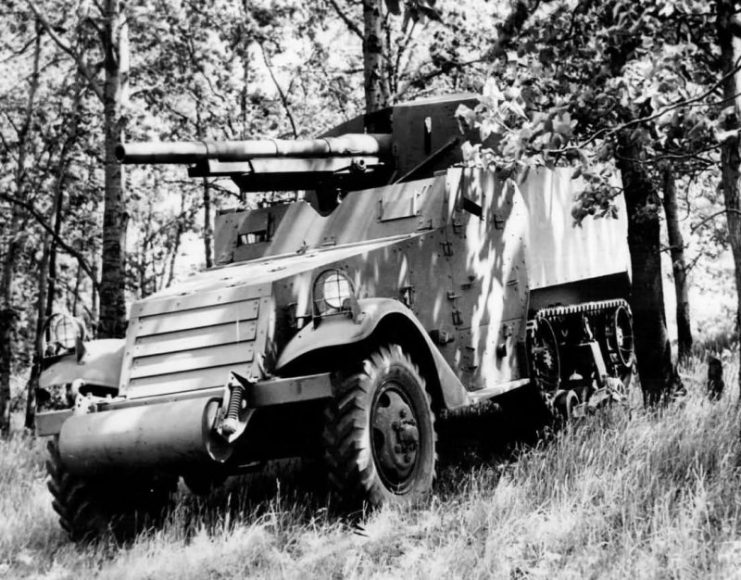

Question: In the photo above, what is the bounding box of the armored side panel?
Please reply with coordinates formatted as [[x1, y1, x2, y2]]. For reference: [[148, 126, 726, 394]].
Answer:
[[519, 168, 631, 310], [520, 168, 630, 290], [440, 168, 530, 391]]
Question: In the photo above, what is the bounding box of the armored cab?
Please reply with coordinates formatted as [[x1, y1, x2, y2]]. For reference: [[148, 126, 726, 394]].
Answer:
[[36, 94, 633, 542]]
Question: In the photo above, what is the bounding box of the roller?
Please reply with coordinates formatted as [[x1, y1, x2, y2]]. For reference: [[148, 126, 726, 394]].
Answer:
[[58, 396, 233, 474]]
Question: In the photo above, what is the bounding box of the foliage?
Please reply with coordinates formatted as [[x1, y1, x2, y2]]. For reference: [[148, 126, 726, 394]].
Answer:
[[454, 0, 721, 223]]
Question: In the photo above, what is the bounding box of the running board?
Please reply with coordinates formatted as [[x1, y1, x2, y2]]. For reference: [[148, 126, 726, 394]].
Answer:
[[468, 378, 532, 404]]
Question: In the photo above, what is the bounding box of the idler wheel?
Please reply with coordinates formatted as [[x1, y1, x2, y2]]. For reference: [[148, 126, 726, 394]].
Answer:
[[527, 317, 561, 392]]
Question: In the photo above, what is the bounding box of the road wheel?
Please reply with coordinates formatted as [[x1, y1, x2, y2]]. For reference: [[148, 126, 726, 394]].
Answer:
[[46, 438, 175, 543], [527, 317, 561, 393], [323, 344, 437, 507]]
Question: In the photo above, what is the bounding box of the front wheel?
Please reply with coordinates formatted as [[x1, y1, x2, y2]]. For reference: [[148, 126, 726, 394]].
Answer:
[[46, 438, 175, 543], [322, 344, 437, 507]]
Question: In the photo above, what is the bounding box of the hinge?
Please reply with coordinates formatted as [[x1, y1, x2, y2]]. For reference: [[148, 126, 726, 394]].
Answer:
[[399, 285, 415, 309], [417, 217, 433, 231], [493, 212, 505, 230], [452, 309, 463, 326]]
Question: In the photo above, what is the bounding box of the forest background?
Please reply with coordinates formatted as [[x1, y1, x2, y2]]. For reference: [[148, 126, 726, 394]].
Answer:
[[2, 0, 741, 578], [1, 0, 740, 426]]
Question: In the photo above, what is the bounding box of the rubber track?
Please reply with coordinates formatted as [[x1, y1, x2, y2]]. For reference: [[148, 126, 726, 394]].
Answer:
[[534, 298, 630, 322]]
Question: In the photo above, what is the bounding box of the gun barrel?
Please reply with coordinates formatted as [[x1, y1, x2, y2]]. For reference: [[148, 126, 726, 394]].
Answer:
[[116, 134, 393, 164]]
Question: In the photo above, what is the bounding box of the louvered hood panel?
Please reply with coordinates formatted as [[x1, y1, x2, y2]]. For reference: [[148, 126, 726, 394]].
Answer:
[[119, 283, 271, 399]]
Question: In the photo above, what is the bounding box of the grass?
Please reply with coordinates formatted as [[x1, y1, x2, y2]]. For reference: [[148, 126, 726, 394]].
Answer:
[[1, 356, 741, 579]]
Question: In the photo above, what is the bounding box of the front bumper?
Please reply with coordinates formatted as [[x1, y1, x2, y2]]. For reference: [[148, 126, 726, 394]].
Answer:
[[36, 372, 332, 474]]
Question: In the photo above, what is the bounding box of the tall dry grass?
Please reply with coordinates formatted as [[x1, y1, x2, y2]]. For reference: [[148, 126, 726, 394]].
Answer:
[[1, 356, 740, 579]]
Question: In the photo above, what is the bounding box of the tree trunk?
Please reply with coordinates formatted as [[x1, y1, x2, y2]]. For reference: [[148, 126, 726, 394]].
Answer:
[[203, 178, 213, 268], [26, 71, 84, 430], [195, 106, 213, 268], [0, 25, 42, 434], [661, 166, 693, 361], [166, 194, 187, 288], [363, 0, 390, 112], [98, 0, 129, 339], [616, 132, 679, 405], [717, 0, 741, 394]]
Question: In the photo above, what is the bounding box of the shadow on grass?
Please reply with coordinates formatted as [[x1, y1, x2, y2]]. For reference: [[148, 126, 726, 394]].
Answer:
[[159, 387, 558, 542]]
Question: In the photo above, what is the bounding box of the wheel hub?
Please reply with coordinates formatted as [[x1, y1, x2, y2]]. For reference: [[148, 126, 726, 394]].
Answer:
[[371, 384, 420, 488]]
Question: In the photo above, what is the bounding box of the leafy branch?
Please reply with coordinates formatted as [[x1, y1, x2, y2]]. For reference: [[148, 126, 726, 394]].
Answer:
[[546, 59, 741, 154], [26, 0, 105, 102], [326, 0, 363, 39], [0, 192, 98, 289]]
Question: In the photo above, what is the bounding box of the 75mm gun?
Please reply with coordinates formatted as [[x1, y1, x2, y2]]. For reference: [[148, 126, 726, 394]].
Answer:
[[116, 134, 395, 194]]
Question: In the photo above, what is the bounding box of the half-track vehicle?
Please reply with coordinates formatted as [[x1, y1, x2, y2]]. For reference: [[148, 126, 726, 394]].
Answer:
[[36, 94, 634, 542]]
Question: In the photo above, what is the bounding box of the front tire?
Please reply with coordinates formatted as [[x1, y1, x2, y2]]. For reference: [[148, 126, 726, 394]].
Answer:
[[46, 438, 175, 543], [322, 344, 437, 507]]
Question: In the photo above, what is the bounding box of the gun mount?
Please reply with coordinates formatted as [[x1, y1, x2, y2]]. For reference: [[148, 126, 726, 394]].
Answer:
[[115, 94, 477, 194]]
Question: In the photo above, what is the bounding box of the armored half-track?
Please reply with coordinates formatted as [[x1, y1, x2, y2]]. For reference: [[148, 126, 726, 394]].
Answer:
[[36, 94, 634, 542]]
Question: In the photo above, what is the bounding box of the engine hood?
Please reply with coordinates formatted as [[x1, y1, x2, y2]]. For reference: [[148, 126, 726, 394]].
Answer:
[[145, 233, 416, 299], [119, 234, 417, 399]]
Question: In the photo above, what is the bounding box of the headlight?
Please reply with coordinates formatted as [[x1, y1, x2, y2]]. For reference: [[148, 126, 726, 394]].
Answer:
[[44, 313, 86, 357], [313, 269, 355, 315]]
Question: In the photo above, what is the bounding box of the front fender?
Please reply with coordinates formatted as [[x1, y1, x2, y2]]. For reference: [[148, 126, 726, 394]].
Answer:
[[40, 339, 125, 390], [275, 298, 468, 409]]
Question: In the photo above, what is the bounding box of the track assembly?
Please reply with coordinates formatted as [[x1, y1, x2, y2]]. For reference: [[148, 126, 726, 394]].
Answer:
[[527, 299, 635, 418]]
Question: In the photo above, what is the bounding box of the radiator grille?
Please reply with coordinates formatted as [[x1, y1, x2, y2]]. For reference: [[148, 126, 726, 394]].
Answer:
[[121, 285, 268, 398]]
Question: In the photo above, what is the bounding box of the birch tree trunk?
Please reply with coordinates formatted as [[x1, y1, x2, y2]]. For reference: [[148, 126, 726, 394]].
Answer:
[[98, 0, 129, 339], [661, 166, 693, 361], [363, 0, 390, 112], [717, 0, 741, 393]]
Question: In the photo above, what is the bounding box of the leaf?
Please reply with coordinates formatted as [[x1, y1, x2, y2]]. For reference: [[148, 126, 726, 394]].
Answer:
[[455, 104, 476, 130], [716, 128, 739, 145], [482, 78, 504, 104]]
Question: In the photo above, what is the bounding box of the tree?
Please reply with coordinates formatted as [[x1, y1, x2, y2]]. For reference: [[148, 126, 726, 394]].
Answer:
[[0, 17, 42, 434], [716, 0, 741, 389], [662, 166, 693, 361], [30, 0, 129, 339], [363, 0, 390, 111]]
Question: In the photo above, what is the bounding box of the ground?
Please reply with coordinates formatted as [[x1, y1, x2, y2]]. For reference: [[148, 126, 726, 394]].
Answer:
[[1, 354, 740, 579]]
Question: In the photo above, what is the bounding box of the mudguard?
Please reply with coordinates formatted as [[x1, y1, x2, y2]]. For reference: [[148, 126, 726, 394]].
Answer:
[[275, 298, 468, 410], [39, 339, 125, 391]]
